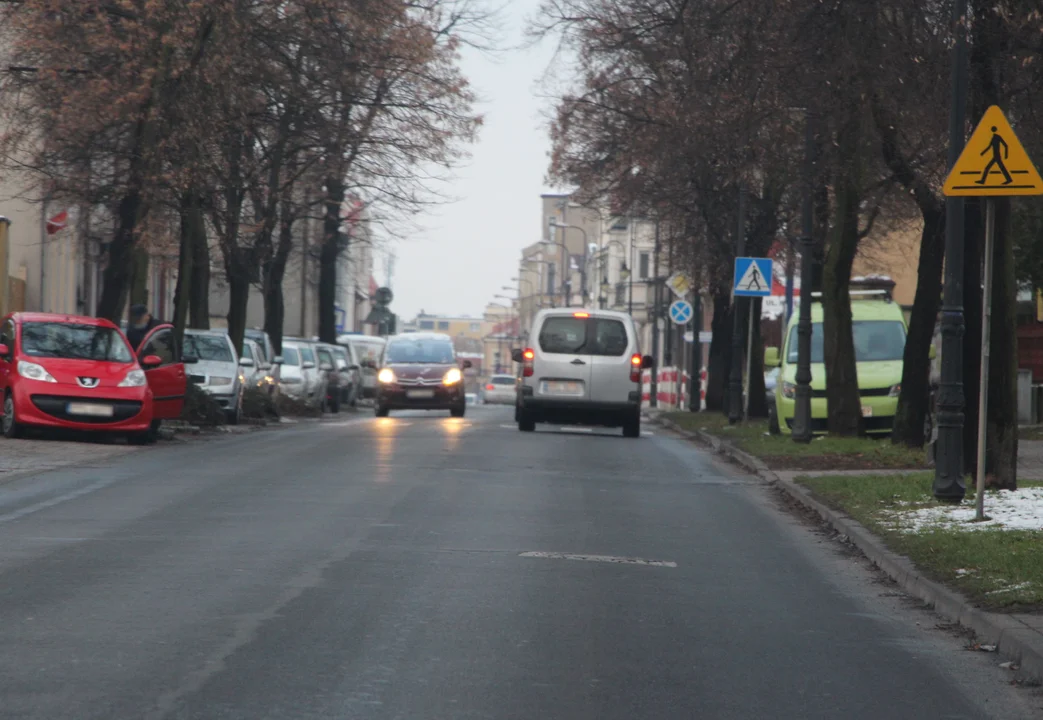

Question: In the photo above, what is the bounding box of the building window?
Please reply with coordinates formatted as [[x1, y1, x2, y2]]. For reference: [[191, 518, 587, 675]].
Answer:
[[437, 321, 450, 330], [419, 320, 434, 330], [639, 253, 651, 279], [470, 322, 480, 332]]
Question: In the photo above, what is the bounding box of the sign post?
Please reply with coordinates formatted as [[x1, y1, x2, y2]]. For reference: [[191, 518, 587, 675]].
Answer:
[[942, 105, 1043, 520], [733, 257, 773, 421]]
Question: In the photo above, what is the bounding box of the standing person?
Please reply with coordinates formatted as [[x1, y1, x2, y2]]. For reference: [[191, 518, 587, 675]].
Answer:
[[126, 304, 161, 350]]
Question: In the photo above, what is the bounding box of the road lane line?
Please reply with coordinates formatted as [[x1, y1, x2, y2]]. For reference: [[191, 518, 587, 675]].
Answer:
[[519, 551, 677, 567]]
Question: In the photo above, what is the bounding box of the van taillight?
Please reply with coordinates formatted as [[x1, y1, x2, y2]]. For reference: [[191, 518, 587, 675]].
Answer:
[[630, 353, 642, 383], [523, 348, 535, 377]]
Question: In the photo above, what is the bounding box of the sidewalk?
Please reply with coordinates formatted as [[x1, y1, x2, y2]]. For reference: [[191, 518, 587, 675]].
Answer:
[[649, 408, 1043, 683]]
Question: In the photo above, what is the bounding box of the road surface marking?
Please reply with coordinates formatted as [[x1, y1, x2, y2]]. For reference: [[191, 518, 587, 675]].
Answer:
[[557, 427, 593, 433], [519, 551, 677, 567]]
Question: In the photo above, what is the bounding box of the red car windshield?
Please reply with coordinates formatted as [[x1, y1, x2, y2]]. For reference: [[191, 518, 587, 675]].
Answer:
[[20, 322, 133, 363]]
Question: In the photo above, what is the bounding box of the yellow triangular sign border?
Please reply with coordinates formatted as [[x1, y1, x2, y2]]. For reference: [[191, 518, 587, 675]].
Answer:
[[943, 106, 1043, 197]]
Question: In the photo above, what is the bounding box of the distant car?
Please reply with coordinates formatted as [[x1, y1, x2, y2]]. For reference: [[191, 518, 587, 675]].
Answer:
[[184, 329, 246, 424], [0, 312, 186, 442], [374, 332, 471, 417], [329, 344, 361, 408], [513, 308, 652, 437], [483, 374, 517, 405], [337, 334, 386, 400]]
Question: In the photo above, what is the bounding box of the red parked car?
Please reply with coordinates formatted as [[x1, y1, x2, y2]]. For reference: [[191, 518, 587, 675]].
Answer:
[[0, 312, 188, 443]]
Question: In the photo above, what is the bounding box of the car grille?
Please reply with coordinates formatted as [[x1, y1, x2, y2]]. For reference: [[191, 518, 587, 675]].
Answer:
[[397, 377, 443, 387], [30, 395, 143, 424], [809, 387, 893, 398]]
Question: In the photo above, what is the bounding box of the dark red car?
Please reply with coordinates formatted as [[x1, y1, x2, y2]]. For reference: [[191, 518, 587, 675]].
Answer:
[[0, 312, 187, 443], [374, 332, 472, 418]]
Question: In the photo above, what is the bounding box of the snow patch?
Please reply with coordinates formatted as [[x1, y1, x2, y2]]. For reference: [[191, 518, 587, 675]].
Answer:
[[888, 487, 1043, 533]]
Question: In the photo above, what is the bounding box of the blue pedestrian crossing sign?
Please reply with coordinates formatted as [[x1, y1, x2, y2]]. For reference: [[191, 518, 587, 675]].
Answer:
[[669, 300, 693, 325], [733, 257, 773, 297]]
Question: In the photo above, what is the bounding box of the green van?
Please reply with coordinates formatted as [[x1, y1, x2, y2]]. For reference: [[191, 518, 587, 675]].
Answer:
[[764, 292, 923, 435]]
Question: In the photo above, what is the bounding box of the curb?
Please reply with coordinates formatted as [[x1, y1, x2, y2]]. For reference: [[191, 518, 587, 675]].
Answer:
[[647, 410, 1043, 683]]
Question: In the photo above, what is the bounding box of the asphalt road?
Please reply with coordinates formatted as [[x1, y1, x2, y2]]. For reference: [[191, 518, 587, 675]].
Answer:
[[0, 407, 1039, 719]]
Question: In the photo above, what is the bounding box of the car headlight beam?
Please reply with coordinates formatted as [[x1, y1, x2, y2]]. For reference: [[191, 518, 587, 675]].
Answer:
[[443, 367, 463, 386], [377, 368, 396, 384]]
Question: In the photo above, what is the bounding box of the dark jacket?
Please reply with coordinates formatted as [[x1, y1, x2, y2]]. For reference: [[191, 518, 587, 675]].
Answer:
[[126, 317, 162, 351]]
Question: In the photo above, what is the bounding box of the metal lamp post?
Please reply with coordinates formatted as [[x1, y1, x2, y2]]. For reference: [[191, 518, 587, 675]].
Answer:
[[549, 220, 589, 305], [934, 0, 969, 501], [541, 238, 573, 306]]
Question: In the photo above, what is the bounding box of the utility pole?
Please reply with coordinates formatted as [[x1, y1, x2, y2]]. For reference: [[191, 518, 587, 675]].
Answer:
[[728, 185, 747, 424], [934, 0, 969, 501], [792, 112, 817, 443]]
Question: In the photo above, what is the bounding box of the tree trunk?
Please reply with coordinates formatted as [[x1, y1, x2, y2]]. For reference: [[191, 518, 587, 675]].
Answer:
[[189, 226, 210, 328], [747, 297, 768, 419], [822, 118, 864, 436], [226, 256, 250, 357], [173, 194, 195, 349], [963, 199, 985, 473], [706, 291, 732, 413], [263, 205, 295, 356], [318, 176, 345, 343], [96, 191, 143, 322], [129, 245, 150, 307], [892, 207, 945, 446], [986, 198, 1018, 489]]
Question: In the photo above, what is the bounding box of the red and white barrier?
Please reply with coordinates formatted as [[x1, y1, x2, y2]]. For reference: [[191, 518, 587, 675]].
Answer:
[[642, 366, 708, 410]]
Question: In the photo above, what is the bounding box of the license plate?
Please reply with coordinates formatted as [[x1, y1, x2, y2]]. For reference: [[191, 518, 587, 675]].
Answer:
[[862, 405, 873, 418], [407, 390, 435, 399], [66, 402, 114, 418], [541, 380, 584, 397]]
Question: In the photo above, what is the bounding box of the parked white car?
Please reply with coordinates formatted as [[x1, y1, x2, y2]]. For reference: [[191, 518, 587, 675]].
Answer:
[[184, 329, 247, 424]]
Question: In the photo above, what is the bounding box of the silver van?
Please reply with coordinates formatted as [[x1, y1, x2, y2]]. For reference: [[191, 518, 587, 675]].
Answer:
[[512, 309, 652, 437]]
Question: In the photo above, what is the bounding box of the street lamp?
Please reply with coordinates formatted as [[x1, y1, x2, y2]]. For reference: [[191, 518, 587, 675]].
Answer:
[[541, 237, 573, 305], [600, 238, 633, 314], [549, 219, 590, 305]]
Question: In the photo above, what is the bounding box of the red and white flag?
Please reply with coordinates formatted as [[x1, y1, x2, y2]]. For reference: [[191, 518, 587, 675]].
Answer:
[[46, 210, 68, 235]]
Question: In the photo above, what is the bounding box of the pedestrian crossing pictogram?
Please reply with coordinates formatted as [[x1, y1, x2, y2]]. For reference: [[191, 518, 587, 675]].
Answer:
[[733, 257, 772, 297], [943, 106, 1043, 197]]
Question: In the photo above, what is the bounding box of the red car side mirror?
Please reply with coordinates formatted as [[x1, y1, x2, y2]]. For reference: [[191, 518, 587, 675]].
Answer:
[[141, 354, 163, 369]]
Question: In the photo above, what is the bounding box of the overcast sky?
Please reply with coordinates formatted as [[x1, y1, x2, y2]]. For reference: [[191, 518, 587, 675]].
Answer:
[[387, 0, 560, 321]]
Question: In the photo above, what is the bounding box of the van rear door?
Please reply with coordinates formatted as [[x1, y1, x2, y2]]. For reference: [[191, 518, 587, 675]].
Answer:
[[533, 313, 592, 402], [586, 315, 636, 404]]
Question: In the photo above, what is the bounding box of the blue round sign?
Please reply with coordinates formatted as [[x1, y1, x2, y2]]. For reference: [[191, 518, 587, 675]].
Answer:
[[669, 300, 693, 325]]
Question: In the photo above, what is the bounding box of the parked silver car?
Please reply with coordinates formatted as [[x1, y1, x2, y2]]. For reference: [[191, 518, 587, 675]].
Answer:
[[241, 338, 276, 393], [281, 338, 328, 410], [184, 329, 246, 424]]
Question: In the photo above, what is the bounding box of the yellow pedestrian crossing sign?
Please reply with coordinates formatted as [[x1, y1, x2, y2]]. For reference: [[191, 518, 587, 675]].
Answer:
[[943, 106, 1043, 196]]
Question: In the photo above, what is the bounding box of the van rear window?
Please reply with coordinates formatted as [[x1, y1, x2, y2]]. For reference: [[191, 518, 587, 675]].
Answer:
[[538, 317, 629, 356], [539, 317, 587, 354]]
